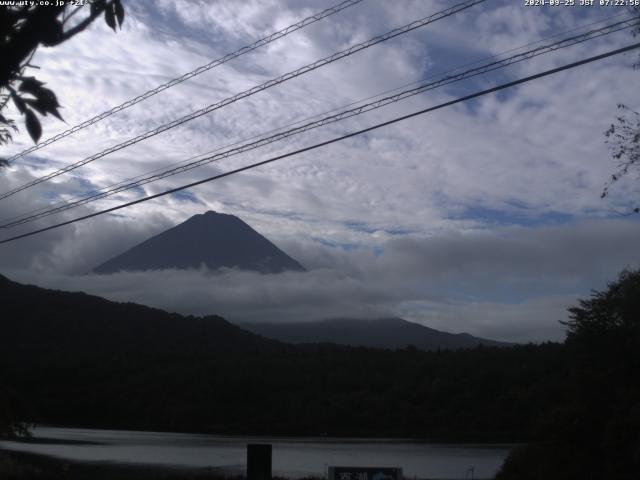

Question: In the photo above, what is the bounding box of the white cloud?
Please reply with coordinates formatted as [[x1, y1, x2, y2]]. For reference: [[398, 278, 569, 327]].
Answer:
[[1, 1, 639, 342], [3, 218, 639, 343]]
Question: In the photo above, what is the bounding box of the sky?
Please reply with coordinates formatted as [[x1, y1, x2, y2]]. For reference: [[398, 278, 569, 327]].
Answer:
[[1, 0, 639, 342]]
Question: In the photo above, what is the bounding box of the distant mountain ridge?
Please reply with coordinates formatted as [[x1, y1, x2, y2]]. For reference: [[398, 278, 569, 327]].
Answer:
[[0, 274, 507, 356], [242, 317, 512, 351], [93, 211, 305, 274], [0, 273, 281, 356]]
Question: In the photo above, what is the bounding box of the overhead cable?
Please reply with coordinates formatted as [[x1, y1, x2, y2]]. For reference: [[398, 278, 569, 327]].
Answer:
[[1, 41, 638, 245], [0, 0, 488, 201], [4, 0, 365, 163], [2, 16, 637, 229]]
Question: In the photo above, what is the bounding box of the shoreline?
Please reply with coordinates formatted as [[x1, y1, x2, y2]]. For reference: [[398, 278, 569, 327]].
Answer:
[[0, 449, 489, 480], [0, 449, 251, 480], [13, 423, 523, 446], [1, 427, 512, 480]]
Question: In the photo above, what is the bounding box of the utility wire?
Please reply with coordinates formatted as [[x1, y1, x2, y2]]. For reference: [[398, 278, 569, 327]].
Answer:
[[0, 13, 632, 227], [4, 0, 365, 164], [9, 8, 630, 187], [0, 0, 487, 201], [3, 16, 635, 227], [8, 8, 628, 222], [2, 16, 636, 229], [2, 41, 638, 245]]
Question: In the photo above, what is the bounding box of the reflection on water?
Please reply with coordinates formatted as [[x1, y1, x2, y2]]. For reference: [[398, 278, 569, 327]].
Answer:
[[0, 426, 513, 479]]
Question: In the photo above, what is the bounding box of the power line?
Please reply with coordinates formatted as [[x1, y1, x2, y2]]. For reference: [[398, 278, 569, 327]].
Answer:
[[0, 0, 487, 201], [2, 41, 638, 246], [1, 13, 633, 227], [10, 8, 628, 223], [361, 9, 632, 106], [4, 0, 365, 164], [4, 16, 636, 227], [3, 16, 637, 229]]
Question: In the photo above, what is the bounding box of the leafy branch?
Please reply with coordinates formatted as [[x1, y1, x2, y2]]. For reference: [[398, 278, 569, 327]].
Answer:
[[0, 0, 125, 152], [603, 104, 640, 214], [600, 6, 640, 213]]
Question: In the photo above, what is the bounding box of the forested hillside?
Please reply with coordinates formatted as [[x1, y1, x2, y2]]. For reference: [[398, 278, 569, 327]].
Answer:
[[2, 270, 638, 480], [0, 273, 563, 441]]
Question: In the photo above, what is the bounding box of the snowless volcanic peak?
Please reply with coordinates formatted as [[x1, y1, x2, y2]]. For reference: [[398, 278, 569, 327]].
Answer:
[[93, 211, 306, 274]]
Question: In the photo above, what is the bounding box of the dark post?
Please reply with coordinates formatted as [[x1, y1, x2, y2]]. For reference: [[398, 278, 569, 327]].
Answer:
[[247, 443, 272, 480]]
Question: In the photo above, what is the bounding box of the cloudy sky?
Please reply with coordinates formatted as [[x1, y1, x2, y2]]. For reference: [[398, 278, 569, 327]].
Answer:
[[1, 0, 639, 342]]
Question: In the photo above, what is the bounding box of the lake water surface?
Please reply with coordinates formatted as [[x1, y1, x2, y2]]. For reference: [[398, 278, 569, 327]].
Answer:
[[0, 426, 513, 479]]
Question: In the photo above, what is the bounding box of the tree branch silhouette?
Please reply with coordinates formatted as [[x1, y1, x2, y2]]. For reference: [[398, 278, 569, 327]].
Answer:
[[0, 0, 125, 160]]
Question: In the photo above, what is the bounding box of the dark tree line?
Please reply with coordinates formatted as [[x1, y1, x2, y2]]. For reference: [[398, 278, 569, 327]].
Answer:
[[0, 273, 566, 442], [1, 269, 639, 478], [602, 6, 640, 212], [497, 269, 640, 480], [3, 341, 567, 441]]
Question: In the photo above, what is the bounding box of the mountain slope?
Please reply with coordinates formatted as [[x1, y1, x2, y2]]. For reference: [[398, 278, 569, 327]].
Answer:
[[242, 317, 512, 350], [0, 273, 281, 357], [0, 274, 561, 441], [93, 211, 305, 274]]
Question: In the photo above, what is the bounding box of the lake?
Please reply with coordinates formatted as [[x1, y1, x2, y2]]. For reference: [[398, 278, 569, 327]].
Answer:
[[0, 426, 514, 479]]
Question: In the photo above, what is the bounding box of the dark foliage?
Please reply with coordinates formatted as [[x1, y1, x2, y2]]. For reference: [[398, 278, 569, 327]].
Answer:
[[497, 269, 640, 480], [601, 6, 640, 213], [0, 384, 30, 439], [0, 0, 124, 152], [603, 104, 640, 214]]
